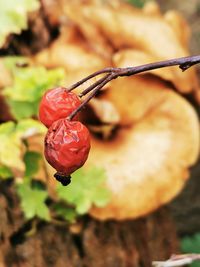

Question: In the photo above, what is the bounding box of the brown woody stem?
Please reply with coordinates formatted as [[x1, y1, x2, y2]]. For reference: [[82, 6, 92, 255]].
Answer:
[[68, 55, 200, 120]]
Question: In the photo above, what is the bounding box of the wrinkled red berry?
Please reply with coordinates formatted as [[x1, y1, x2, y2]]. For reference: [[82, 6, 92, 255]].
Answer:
[[44, 119, 91, 177], [39, 87, 81, 128]]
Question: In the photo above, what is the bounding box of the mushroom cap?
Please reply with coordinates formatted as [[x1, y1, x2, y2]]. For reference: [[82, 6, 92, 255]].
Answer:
[[67, 1, 199, 94], [86, 76, 200, 220]]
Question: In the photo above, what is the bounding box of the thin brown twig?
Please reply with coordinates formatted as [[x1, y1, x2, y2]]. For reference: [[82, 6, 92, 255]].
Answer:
[[69, 55, 200, 90], [153, 254, 200, 267], [67, 67, 115, 91], [67, 55, 200, 119], [68, 73, 115, 120], [79, 73, 111, 97]]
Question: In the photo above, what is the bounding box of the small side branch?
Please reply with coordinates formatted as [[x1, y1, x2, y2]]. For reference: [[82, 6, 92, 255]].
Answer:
[[67, 67, 116, 91], [68, 73, 115, 120]]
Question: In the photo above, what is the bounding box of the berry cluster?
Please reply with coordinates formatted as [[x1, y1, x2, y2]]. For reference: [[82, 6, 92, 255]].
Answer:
[[39, 87, 91, 186], [38, 56, 198, 186]]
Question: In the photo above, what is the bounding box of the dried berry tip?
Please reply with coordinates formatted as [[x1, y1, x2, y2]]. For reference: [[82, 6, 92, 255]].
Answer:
[[54, 172, 71, 186]]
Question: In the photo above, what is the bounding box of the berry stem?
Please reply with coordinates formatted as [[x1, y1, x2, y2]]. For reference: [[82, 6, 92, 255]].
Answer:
[[68, 73, 115, 120], [68, 55, 200, 119], [79, 73, 111, 97], [67, 67, 115, 91]]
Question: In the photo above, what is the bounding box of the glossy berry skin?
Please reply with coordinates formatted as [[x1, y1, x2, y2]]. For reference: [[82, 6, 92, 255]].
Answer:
[[44, 119, 91, 178], [39, 87, 81, 128]]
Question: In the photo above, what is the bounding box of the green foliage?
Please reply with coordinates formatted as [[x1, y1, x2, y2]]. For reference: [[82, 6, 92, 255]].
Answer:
[[0, 119, 46, 174], [56, 167, 111, 214], [24, 151, 41, 177], [0, 121, 25, 172], [16, 118, 46, 138], [53, 203, 77, 223], [0, 0, 40, 47], [0, 120, 15, 134], [17, 166, 110, 223], [128, 0, 151, 8], [3, 56, 28, 69], [17, 180, 50, 221], [2, 58, 65, 120], [181, 233, 200, 253], [16, 145, 50, 221], [18, 148, 49, 221], [0, 165, 13, 179], [0, 57, 111, 224], [181, 233, 200, 267]]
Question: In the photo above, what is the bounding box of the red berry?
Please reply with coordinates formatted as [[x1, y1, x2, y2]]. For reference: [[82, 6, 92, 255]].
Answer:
[[44, 119, 91, 177], [39, 87, 81, 128]]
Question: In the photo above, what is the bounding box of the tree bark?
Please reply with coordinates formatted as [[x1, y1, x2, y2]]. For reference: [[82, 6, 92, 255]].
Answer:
[[169, 160, 200, 235], [0, 180, 179, 267]]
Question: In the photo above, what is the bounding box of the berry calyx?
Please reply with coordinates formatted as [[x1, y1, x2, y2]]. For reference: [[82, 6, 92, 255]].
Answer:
[[39, 87, 81, 128], [54, 173, 71, 186], [44, 119, 91, 183]]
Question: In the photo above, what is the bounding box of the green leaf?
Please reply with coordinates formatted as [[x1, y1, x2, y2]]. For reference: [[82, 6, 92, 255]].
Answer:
[[17, 181, 50, 221], [16, 118, 46, 138], [0, 165, 13, 179], [0, 121, 15, 135], [53, 203, 77, 223], [3, 62, 65, 120], [0, 119, 45, 174], [181, 233, 200, 253], [56, 167, 111, 215], [181, 233, 200, 267], [3, 56, 29, 71], [0, 0, 40, 47], [0, 121, 25, 172], [7, 100, 36, 120], [24, 151, 41, 177]]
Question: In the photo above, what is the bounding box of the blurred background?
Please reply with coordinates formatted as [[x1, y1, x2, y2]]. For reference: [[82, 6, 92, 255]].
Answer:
[[0, 0, 200, 266], [156, 0, 200, 235]]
